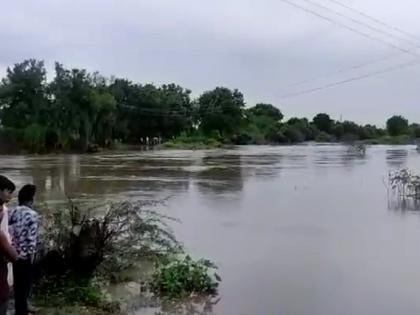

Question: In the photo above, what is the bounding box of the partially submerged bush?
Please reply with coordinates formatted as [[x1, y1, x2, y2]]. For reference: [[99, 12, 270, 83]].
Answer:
[[150, 256, 221, 299], [347, 143, 367, 155], [36, 200, 221, 311], [41, 200, 181, 277], [388, 169, 420, 211], [388, 169, 420, 200]]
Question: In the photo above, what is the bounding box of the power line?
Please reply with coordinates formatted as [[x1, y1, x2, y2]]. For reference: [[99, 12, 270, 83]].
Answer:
[[278, 0, 420, 58], [325, 0, 420, 42], [280, 0, 420, 90], [279, 59, 420, 99], [282, 51, 402, 89], [302, 0, 420, 48], [277, 0, 420, 95]]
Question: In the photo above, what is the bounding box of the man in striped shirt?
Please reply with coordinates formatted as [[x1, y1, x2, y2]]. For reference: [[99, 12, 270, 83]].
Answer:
[[9, 184, 39, 315]]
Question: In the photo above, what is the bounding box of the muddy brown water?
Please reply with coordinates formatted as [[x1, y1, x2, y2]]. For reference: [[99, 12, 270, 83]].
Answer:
[[2, 145, 420, 315]]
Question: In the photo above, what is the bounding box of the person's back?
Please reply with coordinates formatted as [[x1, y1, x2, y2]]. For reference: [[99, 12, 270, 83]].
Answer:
[[9, 204, 38, 260], [9, 184, 38, 315]]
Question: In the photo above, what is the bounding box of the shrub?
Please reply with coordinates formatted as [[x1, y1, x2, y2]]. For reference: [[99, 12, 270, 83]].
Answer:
[[282, 125, 305, 143], [35, 276, 105, 308], [315, 131, 335, 143], [41, 200, 181, 277], [150, 256, 221, 299]]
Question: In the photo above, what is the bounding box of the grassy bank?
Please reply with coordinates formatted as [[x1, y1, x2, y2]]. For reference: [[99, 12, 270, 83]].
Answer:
[[161, 135, 223, 150], [362, 135, 415, 145]]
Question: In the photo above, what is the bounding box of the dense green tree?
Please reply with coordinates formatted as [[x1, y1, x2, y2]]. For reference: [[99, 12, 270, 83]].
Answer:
[[286, 118, 318, 141], [0, 59, 48, 128], [332, 121, 360, 141], [386, 115, 409, 136], [90, 89, 117, 146], [410, 123, 420, 138], [198, 87, 245, 137], [282, 124, 305, 143], [359, 124, 384, 140], [248, 103, 283, 121], [49, 63, 96, 149], [312, 113, 333, 133], [0, 58, 418, 152]]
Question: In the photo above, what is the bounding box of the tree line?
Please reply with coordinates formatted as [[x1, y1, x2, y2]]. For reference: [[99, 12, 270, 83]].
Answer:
[[0, 59, 417, 152]]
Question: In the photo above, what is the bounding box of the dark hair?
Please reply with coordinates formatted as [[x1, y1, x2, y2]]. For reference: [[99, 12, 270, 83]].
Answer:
[[0, 175, 16, 192], [18, 184, 36, 205]]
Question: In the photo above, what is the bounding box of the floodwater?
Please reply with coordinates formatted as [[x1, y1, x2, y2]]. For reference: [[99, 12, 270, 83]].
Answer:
[[3, 145, 420, 315]]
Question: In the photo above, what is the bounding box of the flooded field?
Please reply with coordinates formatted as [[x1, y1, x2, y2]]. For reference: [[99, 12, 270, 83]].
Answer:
[[2, 144, 420, 315]]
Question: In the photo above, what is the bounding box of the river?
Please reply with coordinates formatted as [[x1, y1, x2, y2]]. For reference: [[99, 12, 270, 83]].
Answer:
[[2, 144, 420, 315]]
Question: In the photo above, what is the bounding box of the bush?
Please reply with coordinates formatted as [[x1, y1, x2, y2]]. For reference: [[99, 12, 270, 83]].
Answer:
[[150, 256, 221, 299], [377, 135, 412, 145], [315, 131, 335, 143], [233, 132, 253, 145], [41, 200, 181, 277], [387, 115, 409, 136], [34, 276, 105, 308], [162, 134, 222, 149], [282, 125, 305, 143], [36, 200, 221, 312]]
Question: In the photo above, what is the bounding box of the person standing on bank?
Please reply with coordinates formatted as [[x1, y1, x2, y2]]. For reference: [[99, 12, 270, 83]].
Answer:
[[9, 184, 39, 315], [0, 176, 18, 315]]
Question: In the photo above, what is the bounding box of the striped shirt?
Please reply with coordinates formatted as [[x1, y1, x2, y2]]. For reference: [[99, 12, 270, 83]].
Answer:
[[9, 205, 39, 260]]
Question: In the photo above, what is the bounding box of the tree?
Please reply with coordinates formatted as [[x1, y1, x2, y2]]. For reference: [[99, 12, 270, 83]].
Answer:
[[332, 121, 360, 141], [159, 84, 194, 137], [410, 123, 420, 138], [198, 87, 245, 137], [287, 117, 318, 141], [90, 89, 117, 146], [248, 103, 283, 121], [312, 113, 333, 133], [49, 63, 96, 150], [359, 124, 384, 140], [386, 115, 409, 136], [282, 124, 305, 143], [0, 59, 48, 129]]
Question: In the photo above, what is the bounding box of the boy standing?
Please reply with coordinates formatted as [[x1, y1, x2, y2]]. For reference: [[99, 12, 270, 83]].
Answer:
[[9, 184, 39, 315]]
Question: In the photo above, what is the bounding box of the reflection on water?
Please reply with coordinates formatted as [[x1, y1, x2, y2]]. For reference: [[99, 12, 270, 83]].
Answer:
[[3, 145, 420, 315], [386, 149, 408, 168], [196, 155, 243, 195]]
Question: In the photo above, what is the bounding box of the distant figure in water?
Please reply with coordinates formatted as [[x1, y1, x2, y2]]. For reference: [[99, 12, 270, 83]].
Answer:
[[9, 184, 39, 315], [0, 176, 18, 315]]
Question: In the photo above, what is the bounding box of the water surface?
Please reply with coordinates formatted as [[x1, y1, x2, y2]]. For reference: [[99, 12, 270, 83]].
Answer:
[[2, 145, 420, 315]]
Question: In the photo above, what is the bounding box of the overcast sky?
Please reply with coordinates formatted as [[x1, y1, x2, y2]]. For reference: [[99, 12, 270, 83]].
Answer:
[[1, 0, 419, 125]]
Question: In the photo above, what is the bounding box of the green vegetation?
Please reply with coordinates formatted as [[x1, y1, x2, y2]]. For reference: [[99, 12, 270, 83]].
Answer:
[[386, 115, 409, 136], [151, 256, 221, 299], [162, 134, 222, 150], [34, 200, 220, 313], [0, 59, 418, 153], [34, 276, 112, 311]]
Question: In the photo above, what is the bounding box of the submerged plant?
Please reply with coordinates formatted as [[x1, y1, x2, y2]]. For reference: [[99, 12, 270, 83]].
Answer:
[[388, 169, 420, 200], [347, 142, 367, 155], [387, 169, 420, 210], [41, 200, 181, 277]]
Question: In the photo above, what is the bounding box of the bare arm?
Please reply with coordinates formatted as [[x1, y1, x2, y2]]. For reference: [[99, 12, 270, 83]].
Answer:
[[0, 232, 18, 262]]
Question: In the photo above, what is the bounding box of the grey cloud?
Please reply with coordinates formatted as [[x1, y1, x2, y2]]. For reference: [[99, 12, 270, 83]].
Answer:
[[0, 0, 419, 125]]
